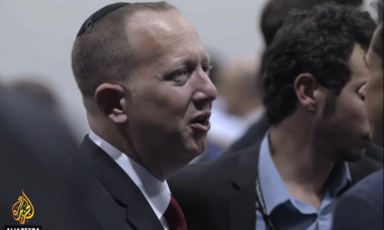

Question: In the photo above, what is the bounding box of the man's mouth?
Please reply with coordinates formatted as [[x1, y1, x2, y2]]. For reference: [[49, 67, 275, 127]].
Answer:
[[190, 112, 211, 132]]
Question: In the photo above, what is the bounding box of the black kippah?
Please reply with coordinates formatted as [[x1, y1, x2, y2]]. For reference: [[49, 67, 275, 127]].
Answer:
[[76, 2, 130, 38]]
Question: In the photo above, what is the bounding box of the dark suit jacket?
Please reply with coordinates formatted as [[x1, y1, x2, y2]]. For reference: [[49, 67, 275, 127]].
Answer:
[[366, 144, 384, 163], [169, 141, 383, 230], [332, 169, 383, 230], [0, 92, 102, 229], [229, 115, 383, 163], [228, 115, 270, 152], [78, 136, 165, 230]]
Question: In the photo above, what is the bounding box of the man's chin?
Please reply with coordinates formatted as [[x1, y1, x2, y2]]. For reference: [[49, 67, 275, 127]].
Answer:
[[192, 135, 207, 150], [183, 139, 206, 158], [194, 142, 207, 157]]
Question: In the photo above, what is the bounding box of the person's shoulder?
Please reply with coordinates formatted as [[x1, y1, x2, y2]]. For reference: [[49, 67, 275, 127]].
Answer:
[[333, 170, 383, 230], [228, 117, 269, 152], [339, 169, 383, 212], [168, 146, 259, 214], [348, 169, 383, 198], [365, 144, 384, 163], [361, 169, 383, 184], [169, 150, 242, 184], [349, 154, 383, 183], [168, 145, 258, 192]]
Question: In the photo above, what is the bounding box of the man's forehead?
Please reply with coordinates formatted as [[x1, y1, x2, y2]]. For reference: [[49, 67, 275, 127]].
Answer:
[[128, 10, 194, 39], [127, 10, 203, 63]]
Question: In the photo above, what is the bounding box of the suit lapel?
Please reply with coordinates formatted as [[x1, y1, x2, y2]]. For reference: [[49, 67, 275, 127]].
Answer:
[[228, 142, 262, 230], [80, 136, 164, 230]]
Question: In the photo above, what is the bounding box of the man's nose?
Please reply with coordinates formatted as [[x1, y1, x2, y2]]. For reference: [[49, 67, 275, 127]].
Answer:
[[192, 71, 218, 104]]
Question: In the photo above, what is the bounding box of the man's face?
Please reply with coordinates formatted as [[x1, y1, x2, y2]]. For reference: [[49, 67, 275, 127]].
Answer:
[[314, 44, 371, 162], [124, 11, 217, 163], [363, 25, 383, 147]]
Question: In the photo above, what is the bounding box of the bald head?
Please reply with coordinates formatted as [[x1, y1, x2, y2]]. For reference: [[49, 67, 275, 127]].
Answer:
[[128, 10, 202, 68]]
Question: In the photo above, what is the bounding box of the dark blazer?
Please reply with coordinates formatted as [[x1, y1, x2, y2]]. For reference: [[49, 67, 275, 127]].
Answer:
[[366, 144, 384, 163], [332, 169, 383, 230], [78, 136, 164, 230], [168, 141, 383, 230], [228, 115, 270, 152], [228, 115, 383, 163], [0, 92, 102, 229]]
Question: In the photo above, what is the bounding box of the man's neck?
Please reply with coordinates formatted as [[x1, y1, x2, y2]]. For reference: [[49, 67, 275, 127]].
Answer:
[[269, 123, 335, 208], [90, 125, 185, 182]]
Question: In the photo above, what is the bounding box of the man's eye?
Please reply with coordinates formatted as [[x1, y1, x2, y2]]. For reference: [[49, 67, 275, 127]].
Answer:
[[174, 69, 188, 77], [168, 68, 190, 83], [202, 65, 213, 75]]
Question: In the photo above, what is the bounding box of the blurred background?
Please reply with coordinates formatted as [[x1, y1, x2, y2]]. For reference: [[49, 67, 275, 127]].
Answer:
[[0, 0, 378, 145]]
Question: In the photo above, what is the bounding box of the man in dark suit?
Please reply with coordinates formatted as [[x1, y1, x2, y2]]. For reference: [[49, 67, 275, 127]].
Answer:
[[332, 2, 383, 229], [169, 4, 382, 230], [71, 2, 217, 229], [0, 90, 102, 229]]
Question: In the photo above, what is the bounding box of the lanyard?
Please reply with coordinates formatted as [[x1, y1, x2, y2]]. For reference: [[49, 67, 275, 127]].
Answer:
[[255, 177, 279, 230]]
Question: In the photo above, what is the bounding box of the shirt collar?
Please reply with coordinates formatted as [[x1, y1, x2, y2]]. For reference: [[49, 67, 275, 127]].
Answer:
[[258, 132, 291, 215], [327, 159, 352, 196], [89, 130, 171, 220], [258, 131, 352, 215]]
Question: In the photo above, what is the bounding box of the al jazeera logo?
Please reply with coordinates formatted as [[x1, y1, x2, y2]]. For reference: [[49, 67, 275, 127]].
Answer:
[[4, 189, 42, 230]]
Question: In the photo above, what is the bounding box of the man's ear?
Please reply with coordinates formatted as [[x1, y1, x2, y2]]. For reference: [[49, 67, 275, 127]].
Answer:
[[294, 73, 318, 111], [94, 83, 128, 124]]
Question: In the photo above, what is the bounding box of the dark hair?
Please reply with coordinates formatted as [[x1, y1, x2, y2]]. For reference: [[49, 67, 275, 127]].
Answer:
[[262, 3, 376, 125], [71, 2, 176, 99], [260, 0, 363, 48]]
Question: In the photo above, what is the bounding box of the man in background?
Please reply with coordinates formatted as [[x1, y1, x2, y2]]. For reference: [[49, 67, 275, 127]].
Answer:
[[169, 4, 382, 230], [332, 1, 383, 229], [203, 54, 263, 160], [230, 0, 363, 150], [229, 0, 383, 163]]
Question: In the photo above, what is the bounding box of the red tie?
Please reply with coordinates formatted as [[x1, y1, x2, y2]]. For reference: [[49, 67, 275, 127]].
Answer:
[[163, 195, 188, 230]]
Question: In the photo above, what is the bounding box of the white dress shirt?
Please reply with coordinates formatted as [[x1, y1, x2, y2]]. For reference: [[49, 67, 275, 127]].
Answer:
[[89, 131, 171, 230]]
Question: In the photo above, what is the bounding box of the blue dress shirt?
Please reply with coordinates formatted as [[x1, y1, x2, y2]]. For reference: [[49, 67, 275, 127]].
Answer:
[[256, 133, 352, 230]]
